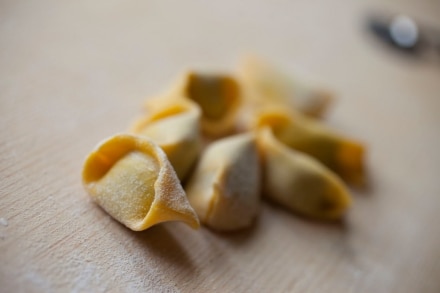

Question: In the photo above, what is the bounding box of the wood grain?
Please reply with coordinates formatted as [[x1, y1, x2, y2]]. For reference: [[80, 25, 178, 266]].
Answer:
[[1, 0, 440, 292]]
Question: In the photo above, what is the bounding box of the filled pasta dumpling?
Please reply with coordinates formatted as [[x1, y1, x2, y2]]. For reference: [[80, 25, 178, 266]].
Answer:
[[258, 127, 351, 220], [131, 97, 201, 181], [147, 72, 241, 138], [82, 134, 200, 231], [185, 133, 261, 231], [238, 55, 333, 118], [255, 108, 365, 185]]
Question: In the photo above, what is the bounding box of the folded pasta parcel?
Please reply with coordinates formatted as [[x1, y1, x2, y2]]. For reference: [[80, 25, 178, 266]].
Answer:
[[256, 109, 365, 185], [132, 97, 201, 181], [82, 134, 200, 231], [185, 133, 261, 231], [258, 127, 351, 220], [238, 55, 334, 118], [148, 72, 241, 137]]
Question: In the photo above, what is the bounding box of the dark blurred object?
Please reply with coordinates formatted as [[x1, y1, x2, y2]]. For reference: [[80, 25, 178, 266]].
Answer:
[[368, 13, 440, 60]]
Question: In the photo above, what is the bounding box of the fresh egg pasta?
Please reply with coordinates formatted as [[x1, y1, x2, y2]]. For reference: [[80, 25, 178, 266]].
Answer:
[[131, 97, 201, 181], [258, 127, 351, 220], [238, 55, 333, 118], [146, 72, 241, 138], [185, 133, 261, 231], [82, 134, 200, 231], [256, 108, 365, 185]]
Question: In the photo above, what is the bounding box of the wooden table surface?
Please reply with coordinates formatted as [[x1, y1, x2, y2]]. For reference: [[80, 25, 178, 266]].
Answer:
[[1, 0, 440, 292]]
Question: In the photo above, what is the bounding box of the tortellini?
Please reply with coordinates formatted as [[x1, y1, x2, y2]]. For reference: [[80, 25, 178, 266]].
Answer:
[[255, 108, 365, 185], [147, 72, 241, 138], [131, 97, 201, 181], [258, 127, 351, 219], [82, 134, 200, 231], [238, 55, 333, 118], [82, 57, 366, 231], [185, 133, 261, 231]]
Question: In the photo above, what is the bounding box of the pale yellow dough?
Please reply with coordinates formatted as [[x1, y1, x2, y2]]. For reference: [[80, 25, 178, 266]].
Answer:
[[237, 55, 333, 119], [236, 57, 366, 186], [82, 134, 200, 231], [185, 133, 261, 231], [146, 72, 241, 138], [256, 108, 365, 185], [258, 127, 351, 220], [131, 98, 201, 181]]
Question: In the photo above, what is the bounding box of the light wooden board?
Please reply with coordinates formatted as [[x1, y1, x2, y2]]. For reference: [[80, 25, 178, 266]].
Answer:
[[1, 0, 440, 292]]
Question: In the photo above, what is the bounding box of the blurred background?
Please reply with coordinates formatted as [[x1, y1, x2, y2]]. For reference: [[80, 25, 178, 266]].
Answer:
[[2, 0, 439, 136]]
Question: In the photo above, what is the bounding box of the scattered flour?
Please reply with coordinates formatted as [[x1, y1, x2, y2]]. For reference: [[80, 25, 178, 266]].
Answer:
[[0, 217, 8, 226]]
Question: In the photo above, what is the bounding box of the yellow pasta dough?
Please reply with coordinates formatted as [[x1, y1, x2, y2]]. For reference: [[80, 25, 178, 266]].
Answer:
[[82, 134, 200, 231], [258, 127, 351, 220], [255, 108, 365, 185], [147, 72, 241, 137], [185, 133, 261, 231], [131, 98, 201, 181], [238, 55, 333, 118]]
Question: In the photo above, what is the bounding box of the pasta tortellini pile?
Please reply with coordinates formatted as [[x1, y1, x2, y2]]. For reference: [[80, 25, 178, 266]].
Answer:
[[82, 56, 365, 231]]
